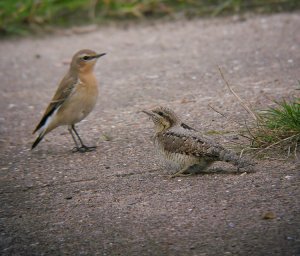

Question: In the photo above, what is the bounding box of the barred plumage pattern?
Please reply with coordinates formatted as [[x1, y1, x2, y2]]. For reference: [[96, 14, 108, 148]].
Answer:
[[143, 106, 254, 176]]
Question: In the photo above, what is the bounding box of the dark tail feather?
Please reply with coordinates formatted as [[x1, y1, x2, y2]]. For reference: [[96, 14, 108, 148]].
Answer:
[[32, 133, 44, 150], [33, 106, 57, 134], [220, 149, 255, 172]]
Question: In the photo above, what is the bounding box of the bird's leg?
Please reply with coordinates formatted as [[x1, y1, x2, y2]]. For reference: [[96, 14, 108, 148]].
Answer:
[[70, 125, 96, 153], [170, 166, 193, 178], [170, 162, 212, 178], [68, 126, 81, 152]]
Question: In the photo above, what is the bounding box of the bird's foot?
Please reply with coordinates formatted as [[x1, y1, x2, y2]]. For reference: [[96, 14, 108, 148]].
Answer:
[[237, 165, 255, 173], [170, 171, 193, 178], [72, 145, 97, 153]]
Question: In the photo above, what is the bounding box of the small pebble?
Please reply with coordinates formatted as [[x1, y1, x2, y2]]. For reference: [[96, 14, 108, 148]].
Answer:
[[262, 211, 276, 220], [228, 222, 235, 228]]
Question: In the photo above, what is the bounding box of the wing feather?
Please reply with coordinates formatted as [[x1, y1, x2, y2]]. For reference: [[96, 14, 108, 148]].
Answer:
[[33, 73, 77, 134], [158, 131, 224, 159]]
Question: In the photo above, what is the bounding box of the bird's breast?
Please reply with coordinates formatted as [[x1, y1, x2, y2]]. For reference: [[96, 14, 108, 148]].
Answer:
[[154, 136, 199, 170], [58, 74, 98, 125], [75, 76, 98, 117]]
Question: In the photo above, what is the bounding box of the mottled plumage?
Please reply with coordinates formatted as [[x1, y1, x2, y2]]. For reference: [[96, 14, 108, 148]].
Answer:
[[143, 106, 254, 177]]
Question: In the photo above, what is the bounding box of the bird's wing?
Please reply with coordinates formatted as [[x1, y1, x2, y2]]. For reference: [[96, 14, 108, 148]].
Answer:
[[33, 74, 77, 134], [158, 131, 223, 159]]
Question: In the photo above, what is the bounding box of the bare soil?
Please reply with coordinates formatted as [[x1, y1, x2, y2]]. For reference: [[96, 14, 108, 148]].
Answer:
[[0, 13, 299, 256]]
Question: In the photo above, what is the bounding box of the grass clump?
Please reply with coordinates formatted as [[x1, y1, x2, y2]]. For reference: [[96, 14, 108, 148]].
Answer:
[[250, 97, 300, 156], [217, 67, 299, 159], [1, 0, 300, 36]]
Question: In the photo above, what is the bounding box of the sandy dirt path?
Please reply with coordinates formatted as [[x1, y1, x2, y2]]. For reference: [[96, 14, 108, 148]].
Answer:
[[0, 13, 299, 255]]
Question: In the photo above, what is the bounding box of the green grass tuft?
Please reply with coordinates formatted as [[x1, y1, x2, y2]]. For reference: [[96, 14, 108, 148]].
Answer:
[[262, 100, 300, 131], [1, 0, 300, 36], [249, 96, 300, 157], [217, 67, 299, 158]]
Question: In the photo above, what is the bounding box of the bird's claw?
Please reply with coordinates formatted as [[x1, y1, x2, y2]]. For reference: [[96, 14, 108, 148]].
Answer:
[[170, 172, 193, 178], [72, 145, 96, 153]]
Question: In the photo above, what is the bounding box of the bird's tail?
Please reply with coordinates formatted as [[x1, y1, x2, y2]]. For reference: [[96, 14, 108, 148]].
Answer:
[[32, 108, 57, 150], [31, 132, 45, 150], [220, 148, 255, 172]]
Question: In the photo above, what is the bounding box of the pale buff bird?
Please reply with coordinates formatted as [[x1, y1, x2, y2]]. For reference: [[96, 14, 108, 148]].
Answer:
[[143, 106, 254, 177], [32, 49, 106, 152]]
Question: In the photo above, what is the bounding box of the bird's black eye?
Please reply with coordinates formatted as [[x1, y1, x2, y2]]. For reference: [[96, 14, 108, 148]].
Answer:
[[157, 111, 164, 116], [82, 56, 89, 61]]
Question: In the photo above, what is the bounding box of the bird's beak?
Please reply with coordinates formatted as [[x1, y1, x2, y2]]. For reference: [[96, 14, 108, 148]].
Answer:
[[142, 110, 154, 117], [92, 53, 106, 59]]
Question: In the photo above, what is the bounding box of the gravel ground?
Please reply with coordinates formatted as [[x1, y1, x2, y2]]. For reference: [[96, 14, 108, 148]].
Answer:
[[0, 13, 299, 256]]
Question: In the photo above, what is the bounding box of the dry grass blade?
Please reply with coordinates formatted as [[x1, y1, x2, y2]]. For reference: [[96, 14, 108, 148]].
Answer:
[[214, 67, 299, 159], [208, 104, 245, 127], [218, 66, 258, 120], [254, 133, 299, 156]]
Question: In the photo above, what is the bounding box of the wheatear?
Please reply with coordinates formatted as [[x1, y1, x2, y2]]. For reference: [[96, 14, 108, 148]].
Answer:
[[143, 106, 254, 177], [32, 49, 106, 152]]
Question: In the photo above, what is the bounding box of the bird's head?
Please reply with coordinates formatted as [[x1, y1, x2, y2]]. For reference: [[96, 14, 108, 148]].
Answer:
[[142, 106, 180, 133], [71, 49, 106, 73]]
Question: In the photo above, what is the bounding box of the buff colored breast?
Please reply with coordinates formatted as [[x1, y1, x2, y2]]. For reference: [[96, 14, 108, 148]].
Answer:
[[57, 73, 98, 126]]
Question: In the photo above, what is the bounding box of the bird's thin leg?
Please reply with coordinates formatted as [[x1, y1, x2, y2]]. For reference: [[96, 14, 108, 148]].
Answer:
[[170, 166, 193, 178], [71, 125, 96, 152], [170, 162, 213, 178], [68, 126, 81, 151]]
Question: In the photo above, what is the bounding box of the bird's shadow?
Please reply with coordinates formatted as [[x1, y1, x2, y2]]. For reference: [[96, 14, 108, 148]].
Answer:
[[30, 144, 98, 158], [185, 164, 249, 175]]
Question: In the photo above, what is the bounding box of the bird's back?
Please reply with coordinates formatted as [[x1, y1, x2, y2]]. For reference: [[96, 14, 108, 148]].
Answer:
[[154, 126, 216, 169], [154, 125, 253, 171], [156, 126, 222, 157]]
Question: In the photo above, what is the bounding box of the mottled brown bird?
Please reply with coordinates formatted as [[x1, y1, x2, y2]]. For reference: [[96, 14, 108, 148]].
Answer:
[[143, 106, 254, 177], [32, 49, 106, 152]]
